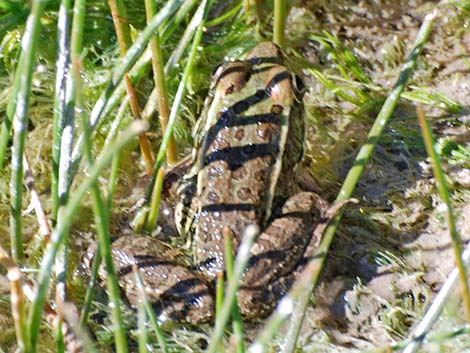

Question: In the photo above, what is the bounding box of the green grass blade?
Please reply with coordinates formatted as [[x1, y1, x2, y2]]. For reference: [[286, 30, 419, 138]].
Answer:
[[160, 0, 198, 43], [133, 266, 169, 353], [215, 272, 224, 316], [137, 299, 148, 353], [145, 0, 210, 204], [273, 0, 286, 47], [206, 225, 259, 353], [402, 88, 462, 114], [164, 0, 209, 75], [27, 121, 148, 353], [81, 73, 129, 353], [417, 103, 470, 310], [80, 98, 124, 324], [307, 68, 364, 106], [146, 0, 211, 229], [205, 2, 242, 27], [224, 230, 245, 353], [322, 31, 372, 84], [7, 0, 47, 262], [79, 245, 101, 326], [52, 1, 76, 349], [51, 0, 73, 221], [145, 0, 176, 164]]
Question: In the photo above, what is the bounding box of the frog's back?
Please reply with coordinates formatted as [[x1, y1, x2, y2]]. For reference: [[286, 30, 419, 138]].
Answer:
[[194, 42, 304, 277]]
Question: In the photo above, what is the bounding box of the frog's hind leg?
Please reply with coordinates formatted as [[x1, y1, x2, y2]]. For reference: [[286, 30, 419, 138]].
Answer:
[[105, 236, 215, 325], [237, 191, 328, 319]]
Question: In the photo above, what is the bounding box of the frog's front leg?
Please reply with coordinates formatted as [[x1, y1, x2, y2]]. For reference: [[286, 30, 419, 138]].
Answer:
[[237, 192, 328, 319]]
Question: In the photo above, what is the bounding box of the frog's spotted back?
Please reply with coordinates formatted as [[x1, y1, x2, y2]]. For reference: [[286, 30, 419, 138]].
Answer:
[[189, 42, 304, 277]]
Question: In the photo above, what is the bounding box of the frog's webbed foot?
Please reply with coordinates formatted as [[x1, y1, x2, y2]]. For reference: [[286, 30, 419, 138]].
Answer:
[[237, 191, 328, 318]]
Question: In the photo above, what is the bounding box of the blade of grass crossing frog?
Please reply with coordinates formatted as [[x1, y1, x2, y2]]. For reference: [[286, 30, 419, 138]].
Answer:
[[206, 225, 259, 353], [133, 265, 169, 353]]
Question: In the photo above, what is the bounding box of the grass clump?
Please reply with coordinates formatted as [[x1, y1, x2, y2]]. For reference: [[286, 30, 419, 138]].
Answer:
[[2, 1, 470, 353]]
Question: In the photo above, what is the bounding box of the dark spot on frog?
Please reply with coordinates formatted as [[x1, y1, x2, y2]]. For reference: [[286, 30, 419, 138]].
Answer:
[[201, 203, 256, 213], [271, 104, 283, 115], [232, 166, 246, 180], [255, 89, 267, 99], [294, 75, 305, 93], [255, 168, 268, 182], [233, 100, 249, 114], [225, 84, 235, 95], [235, 128, 245, 140], [204, 143, 280, 170], [237, 187, 253, 201], [258, 123, 276, 141], [196, 338, 208, 350]]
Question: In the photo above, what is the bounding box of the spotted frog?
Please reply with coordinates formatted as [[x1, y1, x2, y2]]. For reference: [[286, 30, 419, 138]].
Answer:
[[92, 42, 328, 324]]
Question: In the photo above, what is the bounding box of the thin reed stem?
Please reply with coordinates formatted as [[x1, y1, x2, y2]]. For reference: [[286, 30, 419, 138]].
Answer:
[[216, 272, 224, 316], [416, 104, 470, 317], [51, 0, 73, 221], [273, 0, 286, 47], [145, 0, 177, 164], [137, 300, 148, 353], [402, 244, 470, 353], [145, 0, 210, 204], [108, 0, 154, 175], [133, 266, 169, 353], [146, 168, 165, 231], [8, 0, 47, 261], [206, 225, 259, 353], [224, 229, 245, 353], [80, 98, 127, 325], [0, 248, 28, 352], [81, 86, 129, 353]]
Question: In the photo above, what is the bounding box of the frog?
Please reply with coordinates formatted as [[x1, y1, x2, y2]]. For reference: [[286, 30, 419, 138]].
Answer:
[[89, 42, 329, 325]]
